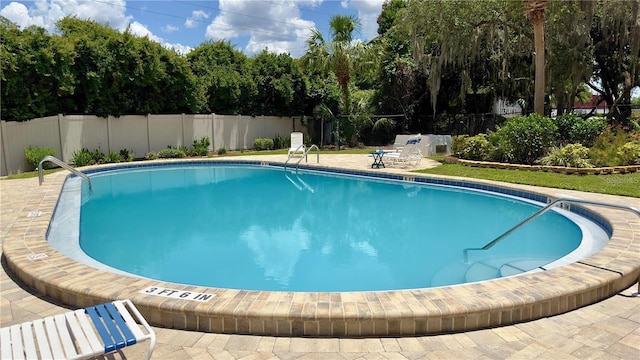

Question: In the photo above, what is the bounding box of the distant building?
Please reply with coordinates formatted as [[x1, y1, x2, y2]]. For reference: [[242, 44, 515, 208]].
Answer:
[[493, 98, 523, 118], [551, 95, 608, 117]]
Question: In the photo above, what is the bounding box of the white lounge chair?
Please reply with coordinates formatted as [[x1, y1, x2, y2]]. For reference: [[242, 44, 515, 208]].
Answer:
[[385, 137, 423, 167], [288, 132, 306, 157], [0, 299, 155, 360]]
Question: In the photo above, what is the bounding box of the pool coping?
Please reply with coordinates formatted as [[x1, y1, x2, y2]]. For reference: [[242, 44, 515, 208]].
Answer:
[[3, 157, 640, 337]]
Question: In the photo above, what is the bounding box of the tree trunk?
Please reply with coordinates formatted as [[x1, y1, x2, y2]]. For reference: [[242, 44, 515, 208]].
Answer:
[[524, 0, 547, 116], [533, 19, 545, 115]]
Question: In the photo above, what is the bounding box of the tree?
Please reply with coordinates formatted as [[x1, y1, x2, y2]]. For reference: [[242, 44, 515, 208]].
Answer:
[[302, 15, 374, 147], [523, 0, 548, 115], [403, 0, 532, 116], [247, 50, 307, 116], [1, 18, 75, 120], [187, 40, 252, 114]]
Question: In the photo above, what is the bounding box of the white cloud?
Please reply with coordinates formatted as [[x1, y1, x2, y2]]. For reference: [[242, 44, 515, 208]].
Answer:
[[0, 0, 132, 33], [349, 0, 384, 39], [127, 21, 162, 43], [0, 1, 189, 55], [205, 0, 315, 57], [163, 24, 179, 33], [185, 9, 209, 28]]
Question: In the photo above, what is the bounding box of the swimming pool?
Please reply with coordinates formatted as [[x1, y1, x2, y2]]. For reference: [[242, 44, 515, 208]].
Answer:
[[66, 164, 599, 292], [6, 156, 639, 337]]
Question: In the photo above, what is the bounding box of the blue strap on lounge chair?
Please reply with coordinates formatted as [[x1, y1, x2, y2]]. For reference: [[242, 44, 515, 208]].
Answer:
[[0, 299, 155, 360], [85, 302, 136, 352]]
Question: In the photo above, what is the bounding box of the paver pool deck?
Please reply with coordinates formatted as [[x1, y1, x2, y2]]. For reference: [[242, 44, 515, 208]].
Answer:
[[1, 154, 639, 359]]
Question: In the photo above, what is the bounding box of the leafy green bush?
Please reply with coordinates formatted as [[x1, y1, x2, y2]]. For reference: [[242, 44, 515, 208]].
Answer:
[[217, 147, 227, 155], [119, 149, 134, 161], [145, 151, 157, 160], [72, 148, 94, 167], [104, 151, 123, 163], [589, 125, 635, 167], [88, 148, 105, 164], [24, 146, 56, 170], [157, 148, 186, 158], [489, 113, 558, 164], [273, 134, 286, 149], [541, 143, 593, 168], [617, 142, 640, 165], [253, 138, 274, 150], [569, 116, 607, 147], [553, 113, 607, 147], [190, 136, 211, 156], [451, 134, 492, 161], [553, 112, 581, 143]]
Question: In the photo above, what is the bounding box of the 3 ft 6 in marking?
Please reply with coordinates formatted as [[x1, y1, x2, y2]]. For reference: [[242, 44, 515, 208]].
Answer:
[[140, 286, 215, 302]]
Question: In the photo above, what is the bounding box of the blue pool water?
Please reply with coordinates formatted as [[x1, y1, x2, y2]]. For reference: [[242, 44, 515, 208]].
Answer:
[[72, 164, 589, 292]]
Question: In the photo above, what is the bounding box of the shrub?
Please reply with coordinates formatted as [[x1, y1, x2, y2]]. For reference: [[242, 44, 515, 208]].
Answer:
[[104, 151, 123, 163], [253, 138, 274, 150], [145, 151, 157, 160], [451, 134, 492, 161], [24, 146, 56, 170], [217, 147, 227, 155], [72, 148, 94, 167], [190, 136, 210, 156], [541, 143, 593, 168], [157, 148, 186, 158], [119, 149, 134, 162], [553, 112, 581, 143], [589, 125, 635, 167], [273, 134, 286, 149], [569, 116, 607, 147], [553, 113, 607, 147], [618, 142, 640, 165], [489, 113, 558, 164]]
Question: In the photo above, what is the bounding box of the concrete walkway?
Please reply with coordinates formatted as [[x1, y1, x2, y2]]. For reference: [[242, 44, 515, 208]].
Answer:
[[2, 154, 639, 359]]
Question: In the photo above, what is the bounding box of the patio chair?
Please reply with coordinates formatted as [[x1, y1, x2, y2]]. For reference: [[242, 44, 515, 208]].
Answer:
[[288, 132, 306, 157], [0, 299, 155, 360], [385, 137, 423, 167]]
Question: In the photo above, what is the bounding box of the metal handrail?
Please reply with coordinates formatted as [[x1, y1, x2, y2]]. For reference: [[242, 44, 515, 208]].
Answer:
[[38, 155, 92, 190], [284, 144, 320, 172], [464, 197, 640, 262]]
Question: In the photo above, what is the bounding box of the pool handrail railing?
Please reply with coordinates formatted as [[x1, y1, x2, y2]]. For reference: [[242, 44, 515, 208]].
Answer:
[[464, 197, 640, 262], [284, 144, 320, 172], [39, 155, 92, 190]]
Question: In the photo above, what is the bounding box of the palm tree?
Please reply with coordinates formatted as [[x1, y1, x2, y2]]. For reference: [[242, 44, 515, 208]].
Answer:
[[302, 15, 371, 148], [523, 0, 548, 115]]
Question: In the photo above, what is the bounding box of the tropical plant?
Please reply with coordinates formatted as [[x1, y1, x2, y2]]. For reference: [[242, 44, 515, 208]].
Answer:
[[540, 143, 593, 168], [190, 136, 210, 157], [302, 15, 375, 147], [618, 142, 640, 165], [72, 148, 94, 167], [589, 125, 636, 167]]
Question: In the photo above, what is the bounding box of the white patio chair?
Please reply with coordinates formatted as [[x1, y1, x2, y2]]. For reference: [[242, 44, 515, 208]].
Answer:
[[288, 132, 306, 157], [0, 299, 155, 360]]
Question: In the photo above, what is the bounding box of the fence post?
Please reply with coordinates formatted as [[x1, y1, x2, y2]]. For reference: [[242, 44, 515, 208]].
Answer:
[[57, 114, 64, 162]]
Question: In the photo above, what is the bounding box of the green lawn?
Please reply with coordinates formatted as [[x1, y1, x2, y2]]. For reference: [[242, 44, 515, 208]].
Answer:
[[415, 162, 639, 198]]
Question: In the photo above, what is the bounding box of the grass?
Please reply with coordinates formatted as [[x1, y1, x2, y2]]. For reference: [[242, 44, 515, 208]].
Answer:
[[415, 160, 640, 198], [5, 152, 638, 198]]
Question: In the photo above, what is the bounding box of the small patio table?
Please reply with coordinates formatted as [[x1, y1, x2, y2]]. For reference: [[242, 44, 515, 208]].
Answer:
[[370, 150, 386, 168]]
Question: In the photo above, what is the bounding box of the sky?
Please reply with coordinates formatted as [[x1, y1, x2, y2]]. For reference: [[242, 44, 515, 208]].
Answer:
[[0, 0, 386, 57]]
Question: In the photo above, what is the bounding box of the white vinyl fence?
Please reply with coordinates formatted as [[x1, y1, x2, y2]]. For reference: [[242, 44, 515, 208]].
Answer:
[[0, 114, 304, 176]]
